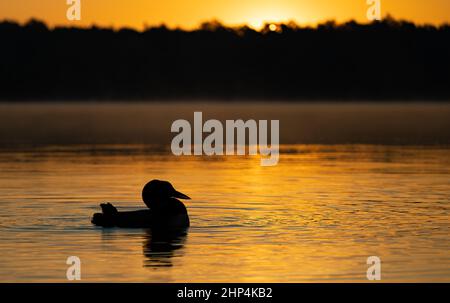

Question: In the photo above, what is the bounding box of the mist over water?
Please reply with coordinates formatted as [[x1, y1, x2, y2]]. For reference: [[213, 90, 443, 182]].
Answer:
[[0, 102, 449, 282], [0, 102, 449, 146]]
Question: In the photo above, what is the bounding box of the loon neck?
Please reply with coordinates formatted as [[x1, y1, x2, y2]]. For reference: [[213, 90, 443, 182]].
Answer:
[[145, 197, 176, 211]]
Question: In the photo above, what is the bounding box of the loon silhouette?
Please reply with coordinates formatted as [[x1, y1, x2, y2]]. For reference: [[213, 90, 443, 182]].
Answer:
[[91, 180, 190, 228]]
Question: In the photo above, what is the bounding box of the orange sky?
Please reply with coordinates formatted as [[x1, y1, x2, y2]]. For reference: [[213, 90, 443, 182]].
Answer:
[[1, 0, 449, 29]]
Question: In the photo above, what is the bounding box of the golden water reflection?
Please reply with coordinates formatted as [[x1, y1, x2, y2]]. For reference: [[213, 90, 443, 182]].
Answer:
[[0, 145, 448, 282]]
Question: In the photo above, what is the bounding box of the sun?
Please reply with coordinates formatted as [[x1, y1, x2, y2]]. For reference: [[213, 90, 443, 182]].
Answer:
[[247, 18, 289, 30], [247, 19, 265, 30], [245, 7, 295, 30], [268, 24, 278, 31]]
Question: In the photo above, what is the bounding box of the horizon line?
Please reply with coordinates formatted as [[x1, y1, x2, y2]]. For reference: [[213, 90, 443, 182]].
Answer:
[[2, 15, 449, 32]]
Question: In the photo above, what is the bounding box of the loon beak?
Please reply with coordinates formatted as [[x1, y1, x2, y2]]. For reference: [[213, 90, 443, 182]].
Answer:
[[172, 190, 191, 200]]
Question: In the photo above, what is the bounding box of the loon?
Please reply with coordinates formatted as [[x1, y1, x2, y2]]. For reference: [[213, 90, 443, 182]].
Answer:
[[91, 180, 190, 228]]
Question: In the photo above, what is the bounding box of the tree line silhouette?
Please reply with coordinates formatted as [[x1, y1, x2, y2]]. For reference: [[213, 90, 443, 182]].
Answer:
[[0, 17, 449, 101]]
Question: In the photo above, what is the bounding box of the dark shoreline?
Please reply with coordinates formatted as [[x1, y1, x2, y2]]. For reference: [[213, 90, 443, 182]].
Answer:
[[1, 18, 449, 102]]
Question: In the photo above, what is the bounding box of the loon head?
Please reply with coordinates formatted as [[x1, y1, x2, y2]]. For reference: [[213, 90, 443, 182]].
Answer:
[[142, 180, 190, 209]]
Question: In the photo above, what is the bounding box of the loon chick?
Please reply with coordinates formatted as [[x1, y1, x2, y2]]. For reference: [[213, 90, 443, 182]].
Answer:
[[91, 180, 190, 228]]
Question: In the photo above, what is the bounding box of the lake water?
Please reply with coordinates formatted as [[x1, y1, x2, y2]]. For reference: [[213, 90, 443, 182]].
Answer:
[[0, 102, 449, 282]]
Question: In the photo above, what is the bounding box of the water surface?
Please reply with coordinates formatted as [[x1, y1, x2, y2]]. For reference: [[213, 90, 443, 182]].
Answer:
[[0, 103, 449, 282], [0, 144, 448, 282]]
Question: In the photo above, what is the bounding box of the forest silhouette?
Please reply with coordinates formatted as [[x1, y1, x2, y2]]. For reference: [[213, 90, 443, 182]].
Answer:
[[0, 17, 449, 101]]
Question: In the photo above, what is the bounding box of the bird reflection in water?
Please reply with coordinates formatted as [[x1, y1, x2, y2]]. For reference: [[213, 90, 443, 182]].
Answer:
[[142, 228, 188, 268]]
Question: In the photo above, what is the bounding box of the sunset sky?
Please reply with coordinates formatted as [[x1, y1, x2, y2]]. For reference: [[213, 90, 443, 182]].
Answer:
[[1, 0, 450, 29]]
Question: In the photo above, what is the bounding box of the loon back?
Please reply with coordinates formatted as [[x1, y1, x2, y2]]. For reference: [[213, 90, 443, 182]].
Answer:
[[91, 200, 190, 228]]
